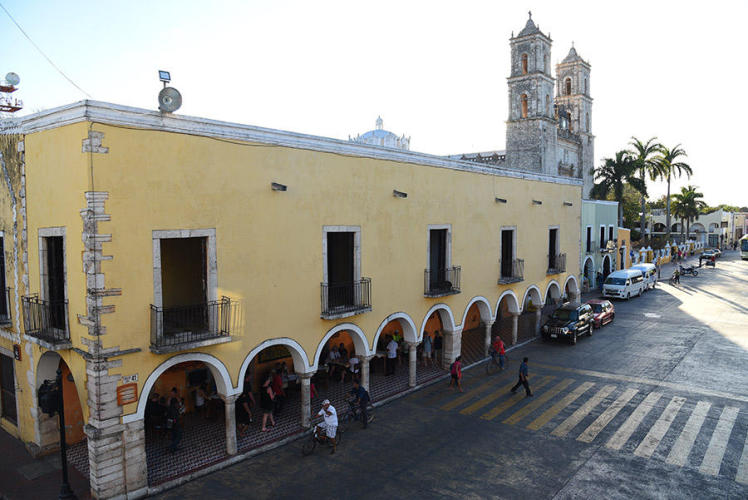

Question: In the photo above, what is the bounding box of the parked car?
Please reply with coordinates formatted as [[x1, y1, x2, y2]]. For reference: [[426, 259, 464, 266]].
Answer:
[[630, 263, 657, 290], [703, 248, 721, 258], [586, 299, 615, 328], [602, 269, 645, 300], [541, 302, 594, 345]]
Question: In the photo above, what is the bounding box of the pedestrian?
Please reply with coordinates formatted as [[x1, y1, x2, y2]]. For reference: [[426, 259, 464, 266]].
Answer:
[[167, 398, 182, 452], [349, 379, 372, 429], [433, 331, 443, 366], [260, 377, 276, 432], [272, 365, 285, 414], [236, 389, 253, 435], [422, 333, 432, 367], [596, 271, 603, 291], [656, 259, 661, 280], [386, 335, 398, 376], [491, 336, 506, 370], [448, 355, 463, 392], [510, 357, 533, 397]]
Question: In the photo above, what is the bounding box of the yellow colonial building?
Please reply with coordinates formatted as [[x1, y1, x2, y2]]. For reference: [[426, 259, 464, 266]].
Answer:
[[0, 98, 583, 497]]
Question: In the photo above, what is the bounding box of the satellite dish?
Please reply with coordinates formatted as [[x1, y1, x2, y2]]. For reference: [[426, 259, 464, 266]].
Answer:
[[5, 72, 20, 86], [158, 86, 182, 113]]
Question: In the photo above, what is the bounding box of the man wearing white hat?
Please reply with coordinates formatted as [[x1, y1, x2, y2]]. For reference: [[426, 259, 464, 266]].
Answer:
[[316, 399, 338, 454]]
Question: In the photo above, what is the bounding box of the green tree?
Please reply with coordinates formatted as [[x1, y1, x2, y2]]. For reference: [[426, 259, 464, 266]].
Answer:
[[629, 137, 663, 242], [653, 144, 692, 241], [590, 150, 646, 228], [646, 195, 668, 211], [672, 185, 706, 240]]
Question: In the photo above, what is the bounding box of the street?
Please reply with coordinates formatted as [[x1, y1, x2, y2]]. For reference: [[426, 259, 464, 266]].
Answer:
[[157, 252, 748, 500]]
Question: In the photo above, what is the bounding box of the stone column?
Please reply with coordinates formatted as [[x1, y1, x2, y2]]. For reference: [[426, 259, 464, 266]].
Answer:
[[535, 309, 542, 336], [221, 394, 239, 456], [484, 320, 495, 356], [123, 419, 147, 497], [511, 313, 519, 345], [300, 373, 313, 428], [442, 327, 462, 370], [408, 342, 419, 387], [360, 355, 374, 393]]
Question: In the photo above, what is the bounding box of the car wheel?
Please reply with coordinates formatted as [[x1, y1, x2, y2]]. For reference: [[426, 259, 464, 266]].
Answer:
[[638, 288, 643, 297], [570, 330, 577, 345], [626, 293, 631, 300], [693, 270, 698, 276], [588, 324, 593, 337]]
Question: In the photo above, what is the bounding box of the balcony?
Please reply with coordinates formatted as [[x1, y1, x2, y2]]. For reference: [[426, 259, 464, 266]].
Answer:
[[21, 295, 71, 349], [150, 297, 233, 354], [0, 288, 10, 326], [424, 266, 461, 297], [498, 259, 524, 284], [547, 253, 567, 274], [320, 278, 372, 320]]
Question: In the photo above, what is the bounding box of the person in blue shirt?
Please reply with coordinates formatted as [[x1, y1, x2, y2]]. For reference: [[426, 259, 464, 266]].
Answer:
[[510, 357, 533, 397], [349, 379, 372, 428]]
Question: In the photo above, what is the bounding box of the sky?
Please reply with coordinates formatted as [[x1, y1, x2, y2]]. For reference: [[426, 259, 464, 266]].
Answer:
[[1, 0, 746, 206]]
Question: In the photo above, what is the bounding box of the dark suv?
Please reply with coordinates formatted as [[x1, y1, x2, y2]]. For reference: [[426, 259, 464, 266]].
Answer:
[[541, 302, 593, 345]]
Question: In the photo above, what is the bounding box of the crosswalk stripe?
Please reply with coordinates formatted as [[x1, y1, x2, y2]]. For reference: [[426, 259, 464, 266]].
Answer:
[[699, 406, 740, 476], [503, 378, 575, 425], [736, 429, 748, 485], [606, 391, 662, 450], [551, 385, 616, 438], [527, 381, 595, 431], [634, 396, 686, 458], [479, 377, 555, 421], [666, 401, 711, 467], [459, 376, 554, 416], [440, 375, 510, 411], [577, 388, 639, 443]]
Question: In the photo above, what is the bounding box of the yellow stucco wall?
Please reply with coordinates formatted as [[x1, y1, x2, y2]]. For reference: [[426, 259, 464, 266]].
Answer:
[[9, 118, 582, 428]]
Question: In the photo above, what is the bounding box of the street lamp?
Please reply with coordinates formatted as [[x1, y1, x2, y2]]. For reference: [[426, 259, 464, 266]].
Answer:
[[38, 369, 77, 499]]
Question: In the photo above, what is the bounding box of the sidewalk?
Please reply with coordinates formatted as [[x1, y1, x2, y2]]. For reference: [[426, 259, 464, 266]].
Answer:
[[0, 427, 90, 500]]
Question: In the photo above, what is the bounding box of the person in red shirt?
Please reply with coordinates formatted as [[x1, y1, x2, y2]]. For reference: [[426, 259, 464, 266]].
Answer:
[[271, 364, 285, 414], [491, 336, 506, 370], [448, 356, 464, 392]]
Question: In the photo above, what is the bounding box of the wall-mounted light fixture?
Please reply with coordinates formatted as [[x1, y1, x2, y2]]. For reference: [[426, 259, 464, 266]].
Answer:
[[563, 201, 573, 207], [495, 197, 507, 204], [532, 200, 542, 205], [271, 182, 287, 192], [393, 190, 408, 199]]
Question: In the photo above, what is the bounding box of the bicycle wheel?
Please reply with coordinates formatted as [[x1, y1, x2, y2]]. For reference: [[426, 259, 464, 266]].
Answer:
[[301, 438, 317, 456], [486, 359, 499, 375]]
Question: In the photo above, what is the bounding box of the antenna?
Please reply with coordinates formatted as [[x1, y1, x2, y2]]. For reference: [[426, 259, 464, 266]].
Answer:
[[1, 71, 23, 113], [5, 72, 20, 86], [156, 70, 181, 113]]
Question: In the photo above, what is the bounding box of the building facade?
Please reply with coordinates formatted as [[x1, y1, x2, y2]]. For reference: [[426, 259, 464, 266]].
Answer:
[[580, 199, 620, 290], [649, 208, 732, 247], [1, 96, 582, 497]]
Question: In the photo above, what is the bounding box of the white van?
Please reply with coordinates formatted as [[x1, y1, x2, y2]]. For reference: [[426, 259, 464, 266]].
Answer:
[[630, 263, 657, 290], [602, 269, 645, 300]]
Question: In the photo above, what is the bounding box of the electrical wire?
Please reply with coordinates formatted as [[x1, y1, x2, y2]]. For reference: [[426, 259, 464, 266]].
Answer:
[[0, 1, 91, 98]]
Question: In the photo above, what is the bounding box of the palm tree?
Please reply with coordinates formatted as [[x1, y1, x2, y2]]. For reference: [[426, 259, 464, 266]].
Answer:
[[653, 144, 692, 241], [628, 137, 663, 242], [670, 196, 687, 242], [672, 185, 706, 240], [590, 150, 646, 228]]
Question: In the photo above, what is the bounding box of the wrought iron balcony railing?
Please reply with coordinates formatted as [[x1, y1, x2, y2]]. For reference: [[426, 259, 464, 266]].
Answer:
[[547, 253, 567, 274], [0, 288, 10, 325], [151, 297, 232, 352], [498, 259, 524, 284], [21, 295, 70, 346], [424, 266, 461, 297], [320, 278, 372, 319]]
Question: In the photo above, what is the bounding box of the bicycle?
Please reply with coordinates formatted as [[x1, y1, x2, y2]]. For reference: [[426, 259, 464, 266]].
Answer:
[[301, 423, 343, 456], [339, 399, 375, 431], [485, 351, 505, 375]]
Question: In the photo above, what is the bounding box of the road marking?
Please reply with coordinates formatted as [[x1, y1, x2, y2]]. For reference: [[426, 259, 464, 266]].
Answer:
[[502, 378, 575, 425], [665, 401, 711, 467], [533, 362, 748, 404], [634, 396, 686, 458], [606, 392, 662, 450], [479, 377, 554, 421], [577, 388, 639, 443], [644, 313, 661, 318], [440, 376, 507, 411], [527, 381, 595, 431], [737, 429, 748, 485], [459, 376, 554, 416], [551, 385, 616, 438], [699, 406, 740, 476]]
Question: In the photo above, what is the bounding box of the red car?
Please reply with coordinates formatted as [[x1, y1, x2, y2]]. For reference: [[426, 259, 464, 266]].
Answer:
[[585, 299, 615, 329]]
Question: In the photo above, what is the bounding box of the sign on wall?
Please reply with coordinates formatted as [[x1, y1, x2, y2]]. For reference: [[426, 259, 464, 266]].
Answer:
[[12, 344, 21, 361], [116, 383, 138, 406]]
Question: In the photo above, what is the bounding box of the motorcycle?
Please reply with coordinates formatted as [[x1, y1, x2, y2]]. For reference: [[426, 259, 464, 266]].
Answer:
[[679, 265, 698, 277], [669, 269, 680, 285]]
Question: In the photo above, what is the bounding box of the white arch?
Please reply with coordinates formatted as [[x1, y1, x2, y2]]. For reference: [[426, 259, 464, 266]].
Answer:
[[564, 274, 580, 298], [372, 312, 419, 349], [419, 304, 457, 341], [582, 256, 594, 276], [460, 296, 493, 326], [313, 323, 371, 370], [601, 254, 612, 273], [124, 352, 234, 424], [495, 290, 520, 316], [543, 280, 562, 304], [520, 285, 542, 312], [237, 338, 313, 390]]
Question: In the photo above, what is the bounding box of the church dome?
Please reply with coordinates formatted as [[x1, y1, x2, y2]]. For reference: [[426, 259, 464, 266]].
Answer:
[[349, 116, 410, 150], [562, 45, 584, 63], [517, 12, 542, 37]]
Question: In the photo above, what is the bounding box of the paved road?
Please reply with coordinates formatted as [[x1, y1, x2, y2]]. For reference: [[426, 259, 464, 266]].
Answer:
[[157, 252, 748, 500]]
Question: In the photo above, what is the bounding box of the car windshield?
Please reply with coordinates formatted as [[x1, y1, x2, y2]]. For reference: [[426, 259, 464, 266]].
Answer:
[[553, 309, 577, 321], [605, 277, 626, 286], [742, 240, 748, 251], [591, 304, 603, 313]]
